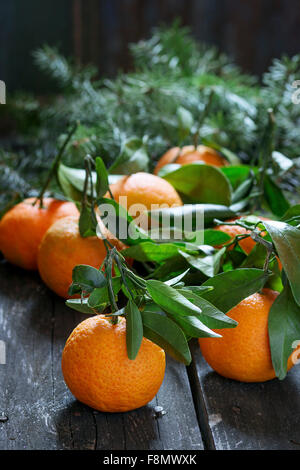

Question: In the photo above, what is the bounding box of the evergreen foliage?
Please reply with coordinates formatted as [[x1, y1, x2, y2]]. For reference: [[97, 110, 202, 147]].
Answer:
[[1, 23, 300, 213]]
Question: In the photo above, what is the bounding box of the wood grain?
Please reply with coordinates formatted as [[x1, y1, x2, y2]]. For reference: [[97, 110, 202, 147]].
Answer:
[[0, 261, 203, 450], [190, 341, 300, 450]]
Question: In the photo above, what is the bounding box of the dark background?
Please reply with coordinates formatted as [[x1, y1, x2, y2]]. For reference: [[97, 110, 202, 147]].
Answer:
[[1, 0, 300, 93]]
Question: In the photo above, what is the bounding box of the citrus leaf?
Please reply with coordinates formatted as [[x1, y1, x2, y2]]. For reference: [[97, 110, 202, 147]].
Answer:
[[269, 282, 300, 380], [201, 140, 241, 165], [122, 242, 180, 263], [179, 285, 214, 295], [146, 279, 203, 318], [95, 156, 109, 198], [97, 197, 151, 246], [66, 298, 96, 314], [149, 204, 236, 229], [162, 163, 232, 205], [141, 311, 191, 365], [221, 165, 252, 190], [173, 315, 221, 338], [57, 163, 123, 201], [165, 269, 190, 286], [178, 289, 237, 329], [231, 172, 254, 204], [178, 247, 226, 277], [88, 277, 122, 308], [263, 221, 300, 305], [71, 265, 106, 293], [57, 164, 83, 202], [79, 205, 97, 237], [201, 268, 269, 313], [263, 175, 290, 217], [203, 229, 231, 246], [281, 204, 300, 223], [125, 300, 143, 360]]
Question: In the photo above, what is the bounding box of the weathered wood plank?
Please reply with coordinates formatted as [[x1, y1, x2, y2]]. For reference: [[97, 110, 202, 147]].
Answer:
[[191, 341, 300, 450], [0, 262, 203, 450]]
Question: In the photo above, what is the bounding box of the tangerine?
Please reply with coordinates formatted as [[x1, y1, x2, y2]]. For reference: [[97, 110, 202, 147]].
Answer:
[[154, 145, 227, 175], [62, 315, 166, 412], [0, 198, 78, 270]]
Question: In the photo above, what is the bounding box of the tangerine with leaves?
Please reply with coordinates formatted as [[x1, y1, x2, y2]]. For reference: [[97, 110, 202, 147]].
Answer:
[[62, 315, 166, 412], [199, 289, 297, 382], [0, 198, 79, 270], [37, 215, 126, 298], [155, 145, 227, 175], [107, 172, 182, 216], [214, 216, 271, 254]]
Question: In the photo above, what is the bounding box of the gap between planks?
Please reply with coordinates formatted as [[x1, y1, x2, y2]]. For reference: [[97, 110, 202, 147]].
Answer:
[[186, 340, 216, 450]]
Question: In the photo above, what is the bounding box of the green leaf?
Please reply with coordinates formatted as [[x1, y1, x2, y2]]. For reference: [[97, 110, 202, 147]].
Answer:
[[180, 285, 214, 295], [203, 229, 231, 246], [263, 221, 300, 305], [162, 164, 232, 205], [157, 164, 181, 178], [149, 204, 236, 230], [95, 157, 109, 198], [178, 247, 226, 277], [269, 282, 300, 379], [264, 175, 290, 217], [79, 205, 97, 237], [173, 315, 221, 338], [165, 269, 190, 286], [241, 242, 283, 292], [142, 310, 191, 364], [281, 204, 300, 225], [57, 163, 84, 202], [97, 197, 151, 246], [109, 137, 149, 174], [201, 268, 269, 313], [71, 265, 106, 293], [221, 165, 252, 190], [125, 300, 143, 360], [151, 255, 189, 282], [66, 298, 95, 314], [58, 163, 122, 202], [147, 280, 220, 338], [178, 289, 238, 329], [88, 277, 122, 308], [146, 279, 203, 318], [122, 242, 180, 263], [231, 172, 254, 204], [202, 141, 241, 166]]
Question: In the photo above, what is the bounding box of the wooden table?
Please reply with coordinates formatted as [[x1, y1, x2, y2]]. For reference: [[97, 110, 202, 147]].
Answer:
[[0, 260, 300, 451]]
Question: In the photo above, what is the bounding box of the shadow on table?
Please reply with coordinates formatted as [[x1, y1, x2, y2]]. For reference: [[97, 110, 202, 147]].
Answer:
[[55, 399, 159, 450]]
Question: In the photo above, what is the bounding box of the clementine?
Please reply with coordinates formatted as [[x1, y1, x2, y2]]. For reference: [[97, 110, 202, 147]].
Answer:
[[107, 172, 182, 216], [62, 315, 166, 412], [37, 215, 126, 298], [154, 145, 227, 175], [214, 216, 272, 255], [0, 198, 78, 270], [199, 289, 297, 382]]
